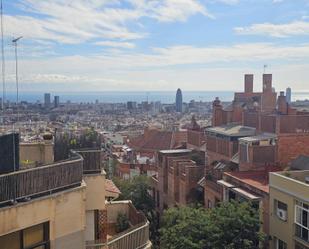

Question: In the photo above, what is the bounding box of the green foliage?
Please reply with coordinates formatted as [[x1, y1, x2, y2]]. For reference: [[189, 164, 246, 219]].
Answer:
[[54, 128, 101, 161], [113, 175, 160, 246], [113, 175, 154, 212], [115, 213, 130, 233], [160, 201, 266, 249]]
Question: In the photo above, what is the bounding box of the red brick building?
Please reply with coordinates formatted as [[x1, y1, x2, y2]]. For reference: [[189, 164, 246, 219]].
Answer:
[[152, 149, 205, 212], [204, 73, 309, 238]]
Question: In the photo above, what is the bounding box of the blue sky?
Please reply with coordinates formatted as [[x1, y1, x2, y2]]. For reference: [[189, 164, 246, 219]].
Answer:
[[2, 0, 309, 92]]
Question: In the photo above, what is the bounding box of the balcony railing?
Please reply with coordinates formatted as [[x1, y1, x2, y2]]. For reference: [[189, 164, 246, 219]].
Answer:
[[86, 221, 150, 249], [0, 151, 83, 206], [74, 149, 102, 174], [86, 201, 150, 249]]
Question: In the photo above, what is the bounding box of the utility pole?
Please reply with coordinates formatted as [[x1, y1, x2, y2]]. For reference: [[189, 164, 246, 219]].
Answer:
[[1, 0, 5, 120], [12, 36, 22, 123]]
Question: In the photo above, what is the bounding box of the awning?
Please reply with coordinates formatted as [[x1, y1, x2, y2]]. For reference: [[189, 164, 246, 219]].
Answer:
[[231, 187, 261, 201], [217, 180, 235, 188]]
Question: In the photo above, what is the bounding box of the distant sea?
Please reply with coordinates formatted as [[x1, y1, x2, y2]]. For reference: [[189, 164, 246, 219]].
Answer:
[[3, 91, 309, 104]]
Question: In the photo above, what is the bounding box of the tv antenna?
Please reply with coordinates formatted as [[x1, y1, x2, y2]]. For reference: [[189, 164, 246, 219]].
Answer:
[[1, 0, 5, 121], [12, 36, 22, 123]]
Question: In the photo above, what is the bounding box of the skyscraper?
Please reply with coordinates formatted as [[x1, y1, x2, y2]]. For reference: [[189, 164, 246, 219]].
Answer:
[[176, 88, 183, 113], [286, 87, 291, 104], [44, 93, 51, 108], [54, 95, 60, 108]]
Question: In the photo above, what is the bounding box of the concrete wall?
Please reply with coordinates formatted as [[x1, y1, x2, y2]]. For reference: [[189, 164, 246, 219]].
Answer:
[[20, 142, 54, 166], [0, 185, 86, 249], [84, 172, 106, 211], [85, 210, 95, 241]]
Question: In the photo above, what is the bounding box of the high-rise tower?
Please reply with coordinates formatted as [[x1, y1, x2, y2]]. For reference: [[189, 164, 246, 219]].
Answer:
[[175, 88, 183, 113], [44, 93, 51, 108], [286, 87, 291, 104]]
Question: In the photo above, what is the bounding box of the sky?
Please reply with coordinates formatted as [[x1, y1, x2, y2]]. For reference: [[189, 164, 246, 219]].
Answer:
[[2, 0, 309, 92]]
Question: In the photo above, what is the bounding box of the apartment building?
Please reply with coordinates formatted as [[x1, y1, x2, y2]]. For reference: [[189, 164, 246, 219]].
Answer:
[[0, 135, 151, 249], [203, 73, 309, 243], [269, 170, 309, 249], [152, 149, 205, 212]]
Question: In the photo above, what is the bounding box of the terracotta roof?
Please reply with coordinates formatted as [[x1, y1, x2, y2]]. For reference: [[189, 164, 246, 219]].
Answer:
[[129, 129, 173, 151], [105, 179, 121, 194], [225, 167, 281, 193]]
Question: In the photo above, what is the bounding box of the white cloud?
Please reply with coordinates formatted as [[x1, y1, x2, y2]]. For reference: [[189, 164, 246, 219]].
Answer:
[[235, 21, 309, 37], [94, 41, 136, 49], [4, 0, 210, 45], [3, 42, 308, 91], [210, 0, 239, 5]]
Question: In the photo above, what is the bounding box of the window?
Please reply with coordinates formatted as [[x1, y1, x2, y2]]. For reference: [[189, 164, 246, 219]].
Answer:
[[275, 199, 288, 221], [0, 222, 49, 249], [275, 238, 287, 249], [295, 200, 309, 243]]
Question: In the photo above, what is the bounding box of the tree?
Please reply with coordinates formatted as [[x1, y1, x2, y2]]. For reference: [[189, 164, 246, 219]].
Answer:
[[160, 201, 266, 249], [115, 213, 130, 233], [113, 175, 154, 212], [113, 176, 160, 246]]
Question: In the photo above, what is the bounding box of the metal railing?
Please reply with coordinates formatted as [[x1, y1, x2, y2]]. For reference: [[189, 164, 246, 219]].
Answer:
[[86, 221, 150, 249]]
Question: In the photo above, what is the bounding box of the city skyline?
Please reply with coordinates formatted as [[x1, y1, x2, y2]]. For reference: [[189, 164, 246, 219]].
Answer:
[[1, 0, 309, 93]]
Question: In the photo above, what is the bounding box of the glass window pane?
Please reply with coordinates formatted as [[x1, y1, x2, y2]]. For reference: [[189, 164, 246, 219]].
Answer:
[[296, 206, 302, 224], [23, 223, 44, 247], [0, 231, 20, 249]]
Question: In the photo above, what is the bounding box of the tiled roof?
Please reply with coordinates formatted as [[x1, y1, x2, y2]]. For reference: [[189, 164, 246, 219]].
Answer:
[[129, 130, 173, 151], [105, 179, 121, 194]]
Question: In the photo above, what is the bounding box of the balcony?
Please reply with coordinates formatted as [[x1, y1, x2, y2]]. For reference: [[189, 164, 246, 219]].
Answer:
[[0, 151, 83, 206], [86, 201, 151, 249]]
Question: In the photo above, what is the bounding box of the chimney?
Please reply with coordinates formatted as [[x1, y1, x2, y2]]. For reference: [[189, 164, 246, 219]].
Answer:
[[263, 74, 272, 93], [278, 91, 288, 114], [244, 74, 253, 93], [212, 97, 223, 126]]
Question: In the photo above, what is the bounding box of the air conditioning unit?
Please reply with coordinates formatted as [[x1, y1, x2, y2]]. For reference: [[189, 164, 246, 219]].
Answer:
[[277, 208, 287, 221]]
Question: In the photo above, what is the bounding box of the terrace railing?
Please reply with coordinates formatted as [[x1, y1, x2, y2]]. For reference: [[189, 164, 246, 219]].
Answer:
[[86, 221, 150, 249], [73, 149, 102, 174], [0, 151, 83, 206]]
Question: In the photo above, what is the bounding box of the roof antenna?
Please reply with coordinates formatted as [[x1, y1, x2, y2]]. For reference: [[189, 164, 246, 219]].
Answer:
[[12, 36, 22, 123], [263, 64, 268, 74], [1, 0, 5, 122]]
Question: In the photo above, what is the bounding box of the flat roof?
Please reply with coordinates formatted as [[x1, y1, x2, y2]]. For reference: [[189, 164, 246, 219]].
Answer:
[[206, 124, 256, 137], [239, 133, 277, 142], [225, 167, 281, 193]]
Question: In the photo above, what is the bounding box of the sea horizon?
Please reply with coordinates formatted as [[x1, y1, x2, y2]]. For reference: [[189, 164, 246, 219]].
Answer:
[[2, 91, 309, 104]]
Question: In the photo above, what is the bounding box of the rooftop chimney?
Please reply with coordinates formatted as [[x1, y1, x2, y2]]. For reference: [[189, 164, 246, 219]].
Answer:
[[244, 74, 254, 93], [278, 91, 288, 114], [263, 74, 272, 93]]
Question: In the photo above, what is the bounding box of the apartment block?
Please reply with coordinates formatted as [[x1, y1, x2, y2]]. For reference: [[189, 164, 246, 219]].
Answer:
[[269, 170, 309, 249], [0, 136, 151, 249]]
